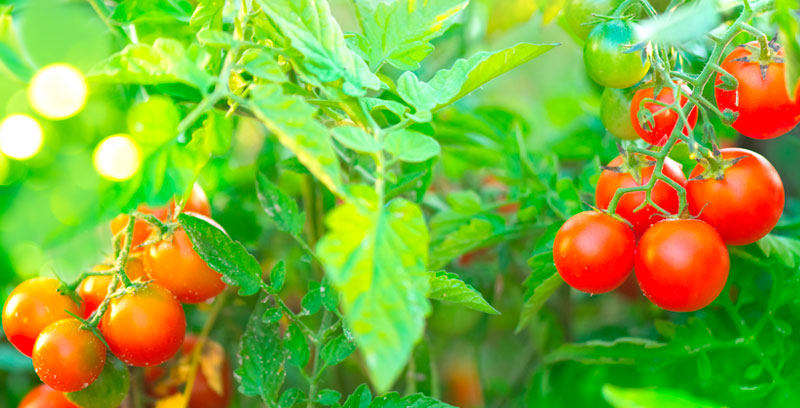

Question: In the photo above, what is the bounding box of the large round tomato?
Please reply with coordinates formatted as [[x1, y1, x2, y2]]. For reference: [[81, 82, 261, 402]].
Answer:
[[686, 148, 784, 245], [565, 0, 623, 40], [584, 19, 649, 88], [110, 204, 169, 253], [2, 277, 84, 357], [553, 211, 635, 294], [100, 283, 186, 367], [595, 155, 687, 237], [635, 219, 729, 312], [144, 214, 226, 304], [19, 385, 79, 408], [32, 318, 106, 392], [631, 84, 699, 145], [145, 335, 234, 408], [601, 87, 639, 140], [716, 41, 800, 139], [77, 258, 148, 318]]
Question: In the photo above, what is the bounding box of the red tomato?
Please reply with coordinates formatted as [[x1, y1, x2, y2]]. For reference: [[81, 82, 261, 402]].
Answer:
[[170, 184, 212, 217], [553, 211, 635, 294], [631, 84, 698, 145], [444, 358, 484, 408], [145, 335, 234, 408], [144, 213, 225, 304], [100, 283, 186, 367], [32, 318, 106, 392], [110, 205, 169, 254], [2, 277, 84, 357], [19, 384, 79, 408], [77, 258, 148, 318], [686, 148, 784, 245], [635, 219, 729, 312], [716, 41, 800, 139], [595, 155, 687, 237]]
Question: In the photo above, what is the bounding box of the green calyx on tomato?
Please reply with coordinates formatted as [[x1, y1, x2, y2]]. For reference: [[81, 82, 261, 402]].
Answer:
[[584, 19, 650, 89], [687, 148, 745, 181]]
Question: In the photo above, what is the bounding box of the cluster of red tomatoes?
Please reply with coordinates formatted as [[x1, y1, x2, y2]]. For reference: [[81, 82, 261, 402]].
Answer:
[[3, 186, 232, 407]]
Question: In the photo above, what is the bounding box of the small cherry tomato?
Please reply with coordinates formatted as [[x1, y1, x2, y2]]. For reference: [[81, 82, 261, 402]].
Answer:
[[110, 204, 169, 253], [77, 258, 148, 318], [2, 277, 84, 357], [716, 41, 800, 139], [601, 87, 639, 140], [565, 0, 623, 40], [19, 384, 79, 408], [630, 84, 699, 145], [33, 318, 106, 392], [635, 219, 729, 312], [553, 211, 635, 294], [584, 19, 650, 88], [100, 283, 186, 367], [686, 148, 784, 246], [595, 155, 687, 237], [144, 213, 226, 304]]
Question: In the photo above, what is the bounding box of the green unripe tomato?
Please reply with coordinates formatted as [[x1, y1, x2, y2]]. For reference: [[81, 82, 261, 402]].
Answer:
[[565, 0, 623, 40], [600, 87, 639, 140], [584, 19, 649, 88]]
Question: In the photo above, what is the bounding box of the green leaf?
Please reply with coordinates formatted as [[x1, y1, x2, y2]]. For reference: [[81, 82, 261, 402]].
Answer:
[[178, 213, 263, 296], [602, 384, 724, 408], [279, 388, 305, 408], [238, 48, 288, 82], [316, 188, 431, 392], [197, 28, 234, 48], [111, 0, 193, 23], [88, 38, 215, 91], [343, 384, 373, 408], [254, 0, 381, 96], [189, 110, 233, 156], [397, 43, 556, 111], [429, 218, 493, 270], [776, 0, 800, 97], [127, 96, 181, 146], [249, 84, 345, 196], [332, 126, 381, 153], [286, 324, 310, 368], [263, 307, 283, 324], [316, 389, 342, 405], [361, 98, 410, 118], [65, 356, 129, 408], [354, 0, 469, 70], [368, 392, 455, 407], [256, 172, 306, 236], [428, 270, 499, 314], [0, 42, 33, 82], [384, 129, 441, 162], [515, 265, 562, 333], [236, 296, 287, 403], [191, 0, 224, 29], [321, 335, 357, 367], [757, 234, 800, 268], [301, 282, 323, 315], [544, 337, 671, 365], [637, 1, 719, 45], [270, 261, 286, 292]]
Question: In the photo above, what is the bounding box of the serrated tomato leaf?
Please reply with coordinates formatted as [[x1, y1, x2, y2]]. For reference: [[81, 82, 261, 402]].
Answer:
[[235, 296, 287, 403], [256, 172, 305, 236], [428, 271, 499, 314]]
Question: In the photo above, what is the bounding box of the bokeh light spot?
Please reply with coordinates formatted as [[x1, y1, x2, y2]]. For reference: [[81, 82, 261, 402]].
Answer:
[[28, 63, 88, 120], [0, 114, 44, 159], [93, 135, 140, 181]]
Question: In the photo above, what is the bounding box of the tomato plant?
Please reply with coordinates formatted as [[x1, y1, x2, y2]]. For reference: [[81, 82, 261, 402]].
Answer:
[[32, 318, 106, 392]]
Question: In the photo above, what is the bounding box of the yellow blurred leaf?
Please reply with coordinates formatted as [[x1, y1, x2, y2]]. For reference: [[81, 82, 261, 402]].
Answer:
[[155, 394, 186, 408]]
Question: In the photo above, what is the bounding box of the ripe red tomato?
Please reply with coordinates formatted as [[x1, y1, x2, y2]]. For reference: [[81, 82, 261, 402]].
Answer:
[[631, 84, 699, 145], [716, 41, 800, 139], [77, 258, 148, 318], [595, 155, 687, 237], [145, 335, 234, 408], [171, 184, 212, 217], [19, 384, 79, 408], [635, 219, 729, 312], [32, 318, 106, 392], [110, 204, 169, 253], [100, 283, 186, 367], [144, 213, 226, 304], [2, 277, 84, 357], [553, 211, 635, 294], [686, 148, 784, 245]]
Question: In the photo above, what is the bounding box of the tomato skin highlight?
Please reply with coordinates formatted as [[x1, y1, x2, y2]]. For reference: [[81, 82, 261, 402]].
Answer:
[[100, 283, 186, 367], [32, 318, 107, 392], [715, 42, 800, 139], [553, 211, 635, 294], [630, 85, 699, 145], [635, 219, 729, 312], [584, 19, 649, 89], [2, 277, 84, 357], [19, 384, 79, 408], [144, 214, 226, 304], [686, 148, 784, 246], [595, 156, 687, 237]]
